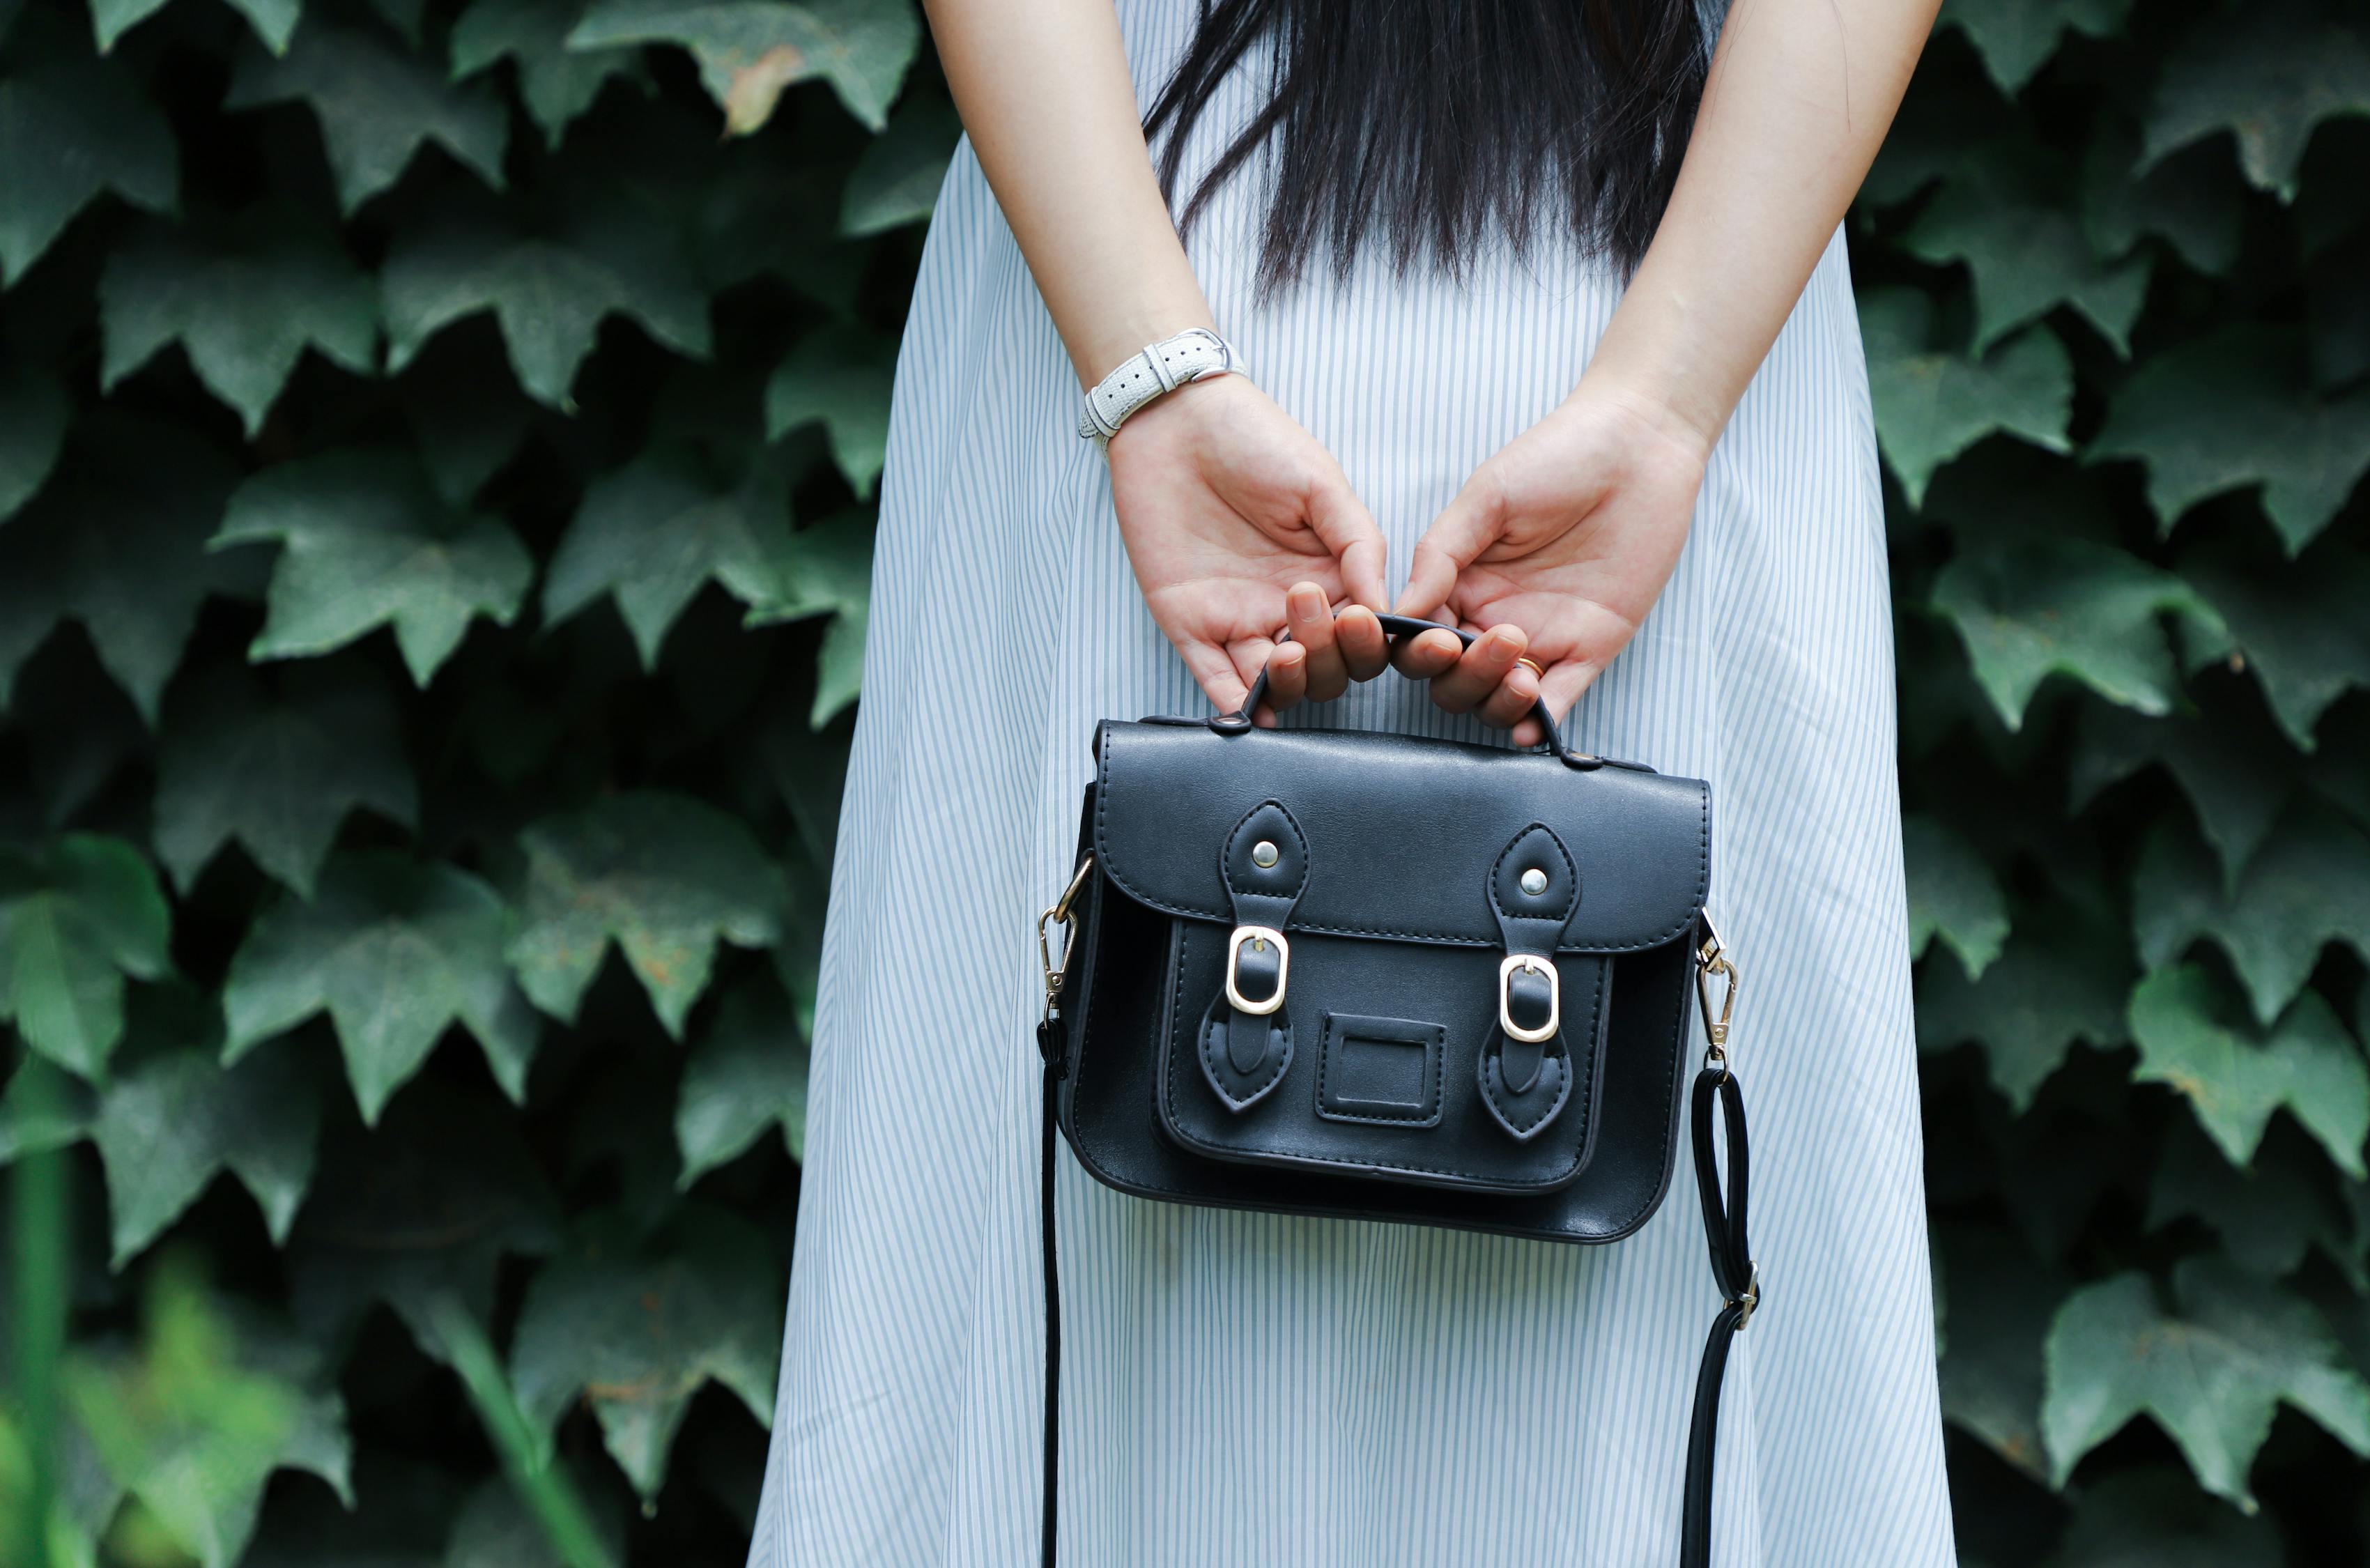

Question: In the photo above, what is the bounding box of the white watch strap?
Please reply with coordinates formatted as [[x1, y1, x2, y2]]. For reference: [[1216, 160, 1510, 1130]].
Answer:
[[1077, 328, 1245, 443]]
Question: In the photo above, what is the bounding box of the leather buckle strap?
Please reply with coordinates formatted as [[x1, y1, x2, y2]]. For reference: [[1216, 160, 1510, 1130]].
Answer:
[[1223, 925, 1290, 1015], [1496, 953, 1559, 1043]]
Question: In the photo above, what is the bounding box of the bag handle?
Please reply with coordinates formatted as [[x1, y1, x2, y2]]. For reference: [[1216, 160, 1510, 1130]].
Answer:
[[1210, 610, 1595, 769]]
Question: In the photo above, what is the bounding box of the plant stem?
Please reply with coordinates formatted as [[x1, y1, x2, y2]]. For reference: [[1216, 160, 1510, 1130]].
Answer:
[[428, 1298, 615, 1568]]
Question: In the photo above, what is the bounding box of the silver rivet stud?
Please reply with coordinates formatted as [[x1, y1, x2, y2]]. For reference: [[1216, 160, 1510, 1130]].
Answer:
[[1252, 840, 1279, 869], [1519, 867, 1548, 896]]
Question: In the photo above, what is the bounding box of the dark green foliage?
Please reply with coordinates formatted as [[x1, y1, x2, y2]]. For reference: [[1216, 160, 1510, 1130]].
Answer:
[[1883, 0, 2370, 1552], [0, 0, 2363, 1558], [0, 0, 913, 1556]]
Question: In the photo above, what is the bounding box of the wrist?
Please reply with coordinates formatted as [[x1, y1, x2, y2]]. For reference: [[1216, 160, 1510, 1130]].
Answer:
[[1063, 292, 1219, 392], [1561, 368, 1721, 470], [1578, 272, 1744, 463], [1079, 328, 1247, 445]]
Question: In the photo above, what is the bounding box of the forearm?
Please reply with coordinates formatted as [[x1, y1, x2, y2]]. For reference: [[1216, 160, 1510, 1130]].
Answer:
[[922, 0, 1213, 387], [1585, 0, 1941, 450]]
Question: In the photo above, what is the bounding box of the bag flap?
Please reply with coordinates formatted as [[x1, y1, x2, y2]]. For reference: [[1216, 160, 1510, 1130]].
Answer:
[[1093, 719, 1708, 953]]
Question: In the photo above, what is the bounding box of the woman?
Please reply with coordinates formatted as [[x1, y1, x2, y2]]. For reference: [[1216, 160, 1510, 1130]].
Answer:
[[749, 0, 1953, 1559]]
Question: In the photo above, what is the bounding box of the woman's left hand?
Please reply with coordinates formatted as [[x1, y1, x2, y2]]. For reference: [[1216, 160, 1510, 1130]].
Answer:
[[1392, 381, 1713, 745]]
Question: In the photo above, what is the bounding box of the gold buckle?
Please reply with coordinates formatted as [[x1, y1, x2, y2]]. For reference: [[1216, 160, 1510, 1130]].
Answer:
[[1036, 856, 1095, 1020], [1224, 925, 1289, 1015], [1497, 953, 1560, 1043], [1730, 1263, 1761, 1330]]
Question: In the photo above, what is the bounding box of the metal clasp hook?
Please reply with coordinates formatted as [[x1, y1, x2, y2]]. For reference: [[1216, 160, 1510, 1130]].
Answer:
[[1037, 856, 1095, 1022], [1695, 912, 1739, 1075]]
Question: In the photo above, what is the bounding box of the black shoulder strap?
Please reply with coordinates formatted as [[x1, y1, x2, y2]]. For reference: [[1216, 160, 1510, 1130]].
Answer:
[[1033, 1040, 1757, 1567]]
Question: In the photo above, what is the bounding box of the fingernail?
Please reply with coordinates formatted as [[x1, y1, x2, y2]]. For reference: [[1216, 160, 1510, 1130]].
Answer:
[[1295, 596, 1321, 624]]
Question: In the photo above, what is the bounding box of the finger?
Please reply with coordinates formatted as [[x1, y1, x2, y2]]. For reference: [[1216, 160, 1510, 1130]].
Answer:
[[1183, 638, 1252, 718], [1428, 624, 1529, 715], [1219, 633, 1277, 721], [1396, 472, 1506, 620], [1511, 659, 1597, 746], [1259, 641, 1308, 725], [1390, 627, 1465, 682], [1478, 661, 1541, 731], [1304, 469, 1387, 611], [1285, 581, 1349, 702], [1335, 604, 1389, 682]]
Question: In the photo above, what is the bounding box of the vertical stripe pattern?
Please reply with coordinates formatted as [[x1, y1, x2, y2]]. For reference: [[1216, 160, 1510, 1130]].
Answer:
[[746, 3, 1955, 1563]]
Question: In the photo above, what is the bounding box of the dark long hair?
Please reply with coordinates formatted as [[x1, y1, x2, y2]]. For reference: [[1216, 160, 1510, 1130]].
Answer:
[[1144, 0, 1714, 292]]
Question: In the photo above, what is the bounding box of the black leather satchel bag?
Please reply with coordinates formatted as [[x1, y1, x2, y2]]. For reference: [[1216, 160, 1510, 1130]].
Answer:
[[1033, 613, 1757, 1568]]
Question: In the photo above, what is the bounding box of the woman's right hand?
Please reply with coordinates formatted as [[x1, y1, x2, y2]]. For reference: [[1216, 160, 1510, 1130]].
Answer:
[[1105, 371, 1390, 720]]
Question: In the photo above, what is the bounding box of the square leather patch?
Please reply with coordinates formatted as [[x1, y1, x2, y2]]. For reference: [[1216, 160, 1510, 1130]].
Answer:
[[1317, 1013, 1445, 1128]]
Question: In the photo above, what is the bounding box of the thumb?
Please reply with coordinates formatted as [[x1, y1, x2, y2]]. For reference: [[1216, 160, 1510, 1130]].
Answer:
[[1398, 474, 1505, 620], [1303, 468, 1388, 611]]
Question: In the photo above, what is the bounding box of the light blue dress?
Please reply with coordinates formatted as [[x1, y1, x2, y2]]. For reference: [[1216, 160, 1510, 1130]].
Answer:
[[746, 3, 1957, 1562]]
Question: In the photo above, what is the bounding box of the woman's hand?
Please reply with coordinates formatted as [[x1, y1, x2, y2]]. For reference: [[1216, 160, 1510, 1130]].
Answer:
[[1107, 372, 1390, 720], [1393, 381, 1712, 744]]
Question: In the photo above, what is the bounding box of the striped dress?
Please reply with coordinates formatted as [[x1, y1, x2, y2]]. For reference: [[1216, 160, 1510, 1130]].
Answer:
[[746, 3, 1957, 1562]]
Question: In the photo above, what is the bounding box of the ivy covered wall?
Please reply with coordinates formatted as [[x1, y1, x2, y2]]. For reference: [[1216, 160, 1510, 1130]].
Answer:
[[0, 0, 2364, 1560]]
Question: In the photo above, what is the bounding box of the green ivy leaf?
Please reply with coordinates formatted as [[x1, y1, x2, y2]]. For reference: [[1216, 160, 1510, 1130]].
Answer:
[[153, 663, 418, 898], [0, 1053, 95, 1162], [1932, 530, 2218, 728], [0, 835, 171, 1079], [567, 0, 919, 134], [226, 21, 507, 213], [98, 213, 376, 438], [91, 999, 322, 1265], [1917, 914, 2130, 1112], [508, 790, 786, 1036], [2128, 962, 2369, 1178], [2134, 806, 2370, 1031], [1904, 813, 2008, 978], [763, 321, 894, 495], [397, 334, 534, 504], [449, 0, 642, 147], [2149, 1117, 2364, 1287], [2086, 132, 2247, 278], [745, 510, 872, 725], [0, 45, 176, 284], [2042, 1257, 2370, 1505], [2179, 539, 2370, 749], [509, 1206, 780, 1500], [212, 449, 535, 684], [0, 362, 68, 523], [1936, 0, 2127, 94], [676, 973, 806, 1187], [2037, 1467, 2285, 1568], [1904, 142, 2153, 354], [70, 1261, 353, 1568], [1859, 289, 2069, 508], [286, 1082, 559, 1362], [1936, 1224, 2061, 1477], [91, 0, 302, 55], [2141, 7, 2370, 197], [443, 1477, 622, 1568], [2090, 328, 2370, 553], [0, 418, 255, 722], [222, 851, 538, 1123], [838, 91, 957, 236], [2068, 694, 2293, 886], [380, 199, 710, 408], [542, 449, 790, 668]]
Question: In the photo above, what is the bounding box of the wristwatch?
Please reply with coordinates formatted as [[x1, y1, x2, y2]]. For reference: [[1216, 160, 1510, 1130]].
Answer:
[[1077, 327, 1247, 445]]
